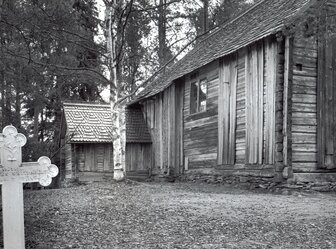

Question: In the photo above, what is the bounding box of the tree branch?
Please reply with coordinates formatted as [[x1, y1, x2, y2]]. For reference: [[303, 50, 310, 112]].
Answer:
[[2, 49, 111, 85], [132, 0, 182, 13], [117, 30, 212, 104]]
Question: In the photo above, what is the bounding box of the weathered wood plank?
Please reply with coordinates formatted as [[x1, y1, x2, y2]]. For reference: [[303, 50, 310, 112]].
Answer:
[[292, 102, 316, 113], [292, 112, 316, 119], [257, 43, 264, 164], [317, 11, 326, 169], [325, 40, 334, 157], [292, 93, 316, 103], [292, 152, 317, 162], [185, 110, 218, 124], [283, 37, 293, 173], [292, 132, 317, 143], [189, 153, 217, 162], [264, 39, 276, 164], [292, 143, 317, 152], [292, 85, 317, 95], [292, 117, 317, 126], [292, 125, 316, 133], [229, 55, 238, 164], [292, 75, 317, 87], [245, 42, 264, 164]]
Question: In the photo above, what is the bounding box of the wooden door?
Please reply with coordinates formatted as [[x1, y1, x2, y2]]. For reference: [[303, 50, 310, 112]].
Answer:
[[77, 144, 113, 172]]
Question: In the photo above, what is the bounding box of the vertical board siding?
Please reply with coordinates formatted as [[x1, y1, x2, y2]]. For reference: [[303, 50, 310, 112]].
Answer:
[[257, 44, 264, 164], [76, 143, 113, 173], [162, 91, 169, 169], [283, 37, 294, 174], [292, 30, 318, 172], [218, 60, 230, 164], [142, 96, 160, 171], [125, 144, 152, 172], [237, 39, 278, 167], [218, 55, 237, 165], [184, 61, 219, 169], [175, 82, 185, 174], [263, 39, 277, 164], [236, 49, 247, 163], [229, 58, 238, 164], [96, 144, 105, 172], [78, 145, 85, 171], [142, 82, 184, 175], [245, 42, 264, 164], [316, 2, 336, 170], [147, 95, 163, 171]]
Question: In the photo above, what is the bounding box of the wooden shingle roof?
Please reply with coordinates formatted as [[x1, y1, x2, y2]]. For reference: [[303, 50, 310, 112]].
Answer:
[[126, 107, 152, 143], [132, 0, 315, 103], [63, 102, 114, 143]]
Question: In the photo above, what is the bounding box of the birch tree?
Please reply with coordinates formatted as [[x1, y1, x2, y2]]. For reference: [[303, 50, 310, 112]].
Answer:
[[105, 0, 126, 181]]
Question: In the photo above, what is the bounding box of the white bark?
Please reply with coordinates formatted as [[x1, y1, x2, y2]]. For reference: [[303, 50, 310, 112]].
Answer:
[[106, 2, 125, 181]]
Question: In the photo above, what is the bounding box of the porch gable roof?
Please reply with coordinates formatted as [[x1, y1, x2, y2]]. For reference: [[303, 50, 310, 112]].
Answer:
[[63, 102, 114, 143]]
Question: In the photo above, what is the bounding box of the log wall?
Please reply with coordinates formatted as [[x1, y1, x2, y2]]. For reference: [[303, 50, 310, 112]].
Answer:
[[184, 61, 219, 169], [133, 1, 336, 181], [291, 29, 318, 172], [274, 39, 285, 178], [141, 39, 279, 175]]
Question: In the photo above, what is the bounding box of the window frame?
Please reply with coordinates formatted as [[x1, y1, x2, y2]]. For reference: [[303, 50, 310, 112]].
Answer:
[[189, 77, 208, 115]]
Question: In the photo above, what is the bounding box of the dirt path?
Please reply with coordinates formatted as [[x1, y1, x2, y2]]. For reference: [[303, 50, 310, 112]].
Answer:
[[19, 182, 336, 248]]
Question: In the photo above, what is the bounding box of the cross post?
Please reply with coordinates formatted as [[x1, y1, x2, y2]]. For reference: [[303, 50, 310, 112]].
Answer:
[[0, 125, 59, 249]]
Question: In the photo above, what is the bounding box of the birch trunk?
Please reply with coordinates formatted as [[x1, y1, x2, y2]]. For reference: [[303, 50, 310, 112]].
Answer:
[[106, 3, 125, 181]]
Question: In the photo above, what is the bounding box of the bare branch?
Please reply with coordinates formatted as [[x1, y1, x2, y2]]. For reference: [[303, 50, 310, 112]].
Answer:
[[117, 24, 220, 104], [116, 0, 134, 66], [132, 0, 182, 13], [2, 49, 111, 85]]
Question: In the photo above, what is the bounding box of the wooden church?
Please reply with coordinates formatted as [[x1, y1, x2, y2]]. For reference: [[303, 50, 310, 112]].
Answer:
[[127, 0, 336, 183]]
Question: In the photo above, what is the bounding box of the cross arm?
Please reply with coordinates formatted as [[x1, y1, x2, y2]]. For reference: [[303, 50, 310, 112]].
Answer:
[[0, 156, 59, 186]]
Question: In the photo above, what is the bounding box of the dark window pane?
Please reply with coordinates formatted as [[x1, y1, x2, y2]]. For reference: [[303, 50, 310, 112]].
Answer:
[[190, 81, 198, 114]]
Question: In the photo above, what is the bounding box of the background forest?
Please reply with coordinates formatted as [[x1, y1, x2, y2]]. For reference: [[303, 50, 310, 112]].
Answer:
[[0, 0, 256, 164]]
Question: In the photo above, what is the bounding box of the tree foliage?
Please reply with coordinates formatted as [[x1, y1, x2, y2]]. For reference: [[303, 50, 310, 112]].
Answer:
[[0, 0, 258, 163], [0, 0, 104, 162]]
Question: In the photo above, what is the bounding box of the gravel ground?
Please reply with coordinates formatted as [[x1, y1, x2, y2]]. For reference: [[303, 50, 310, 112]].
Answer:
[[15, 181, 336, 248]]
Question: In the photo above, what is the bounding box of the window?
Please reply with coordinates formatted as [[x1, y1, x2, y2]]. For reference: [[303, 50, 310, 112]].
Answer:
[[295, 63, 303, 71], [190, 78, 207, 114]]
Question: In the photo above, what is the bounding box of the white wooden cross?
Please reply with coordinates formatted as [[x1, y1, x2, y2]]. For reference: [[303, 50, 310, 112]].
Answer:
[[0, 125, 59, 249]]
